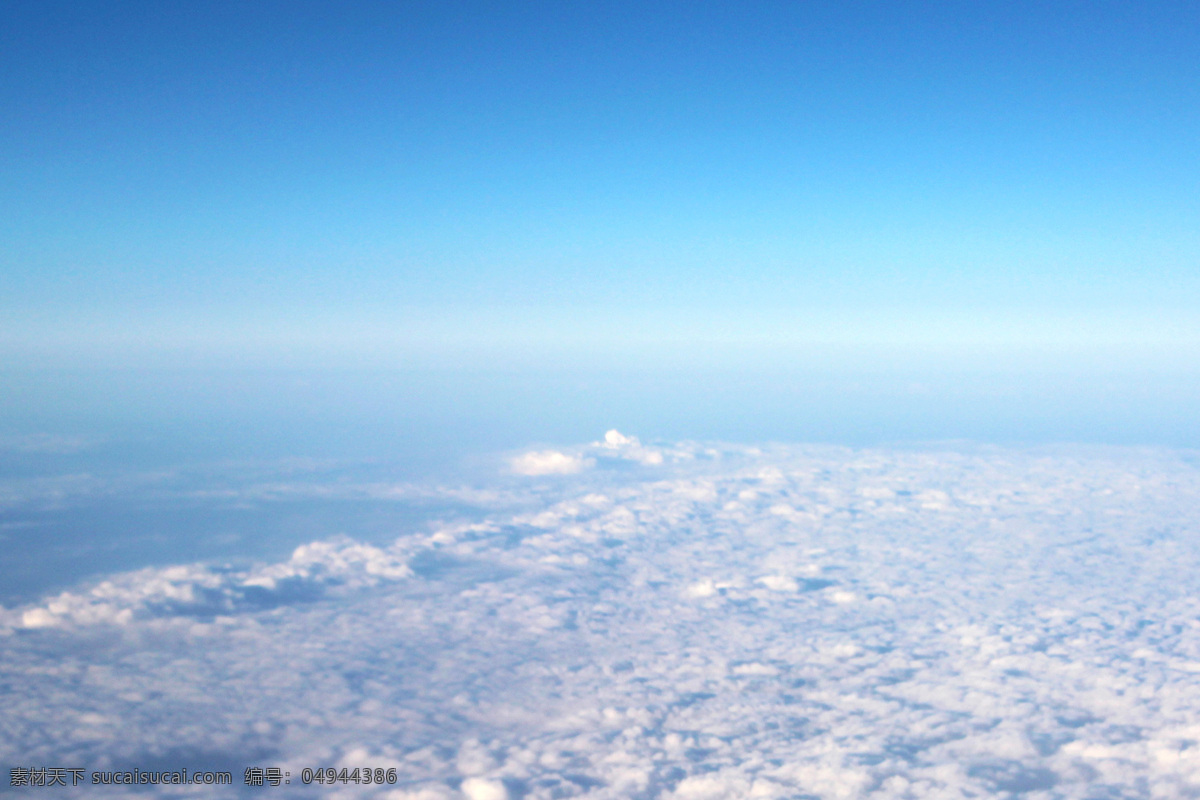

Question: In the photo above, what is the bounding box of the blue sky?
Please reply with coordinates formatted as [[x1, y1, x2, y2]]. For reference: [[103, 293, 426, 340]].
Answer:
[[2, 1, 1199, 446]]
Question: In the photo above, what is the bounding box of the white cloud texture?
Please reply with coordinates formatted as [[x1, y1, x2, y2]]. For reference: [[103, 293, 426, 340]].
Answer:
[[509, 449, 593, 476], [4, 440, 1200, 798], [9, 538, 412, 630], [596, 429, 665, 465]]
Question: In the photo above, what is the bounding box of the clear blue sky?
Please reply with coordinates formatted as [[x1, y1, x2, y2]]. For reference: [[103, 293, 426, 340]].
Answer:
[[2, 2, 1199, 454], [3, 0, 1198, 364]]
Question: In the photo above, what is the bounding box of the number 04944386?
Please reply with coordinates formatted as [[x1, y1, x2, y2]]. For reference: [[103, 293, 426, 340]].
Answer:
[[300, 767, 397, 785]]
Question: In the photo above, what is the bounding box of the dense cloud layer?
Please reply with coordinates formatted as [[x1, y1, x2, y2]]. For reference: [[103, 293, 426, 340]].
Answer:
[[4, 437, 1200, 798]]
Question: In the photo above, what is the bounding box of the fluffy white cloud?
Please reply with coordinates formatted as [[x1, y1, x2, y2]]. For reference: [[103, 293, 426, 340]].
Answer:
[[4, 438, 1200, 798], [595, 429, 665, 465], [510, 450, 593, 476], [3, 538, 412, 631], [459, 778, 508, 800]]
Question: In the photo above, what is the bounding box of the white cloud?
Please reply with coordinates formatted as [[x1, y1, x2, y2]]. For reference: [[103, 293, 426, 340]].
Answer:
[[594, 429, 665, 465], [4, 441, 1200, 798], [510, 450, 592, 476], [2, 537, 412, 631], [756, 575, 798, 592], [460, 778, 508, 800], [601, 430, 635, 448]]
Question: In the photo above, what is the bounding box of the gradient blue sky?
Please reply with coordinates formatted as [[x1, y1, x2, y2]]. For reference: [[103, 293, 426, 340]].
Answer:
[[2, 1, 1199, 448]]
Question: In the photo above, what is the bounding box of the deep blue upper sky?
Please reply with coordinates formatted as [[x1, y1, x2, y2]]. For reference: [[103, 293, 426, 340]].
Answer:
[[2, 0, 1199, 367]]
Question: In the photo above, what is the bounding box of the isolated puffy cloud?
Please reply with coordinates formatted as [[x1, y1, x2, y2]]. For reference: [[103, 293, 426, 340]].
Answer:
[[594, 429, 666, 465], [507, 429, 675, 478], [3, 439, 1200, 798], [509, 449, 593, 476]]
